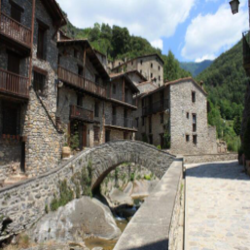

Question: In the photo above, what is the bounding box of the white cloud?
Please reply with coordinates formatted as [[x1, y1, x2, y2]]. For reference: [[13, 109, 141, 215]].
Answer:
[[151, 39, 164, 50], [57, 0, 196, 43], [182, 3, 248, 61]]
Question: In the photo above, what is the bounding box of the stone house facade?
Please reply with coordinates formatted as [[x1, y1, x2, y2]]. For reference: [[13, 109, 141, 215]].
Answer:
[[111, 54, 164, 87], [134, 77, 218, 155], [0, 0, 66, 180]]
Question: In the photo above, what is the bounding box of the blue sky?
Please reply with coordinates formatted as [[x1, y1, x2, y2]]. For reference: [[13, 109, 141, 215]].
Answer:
[[57, 0, 249, 62]]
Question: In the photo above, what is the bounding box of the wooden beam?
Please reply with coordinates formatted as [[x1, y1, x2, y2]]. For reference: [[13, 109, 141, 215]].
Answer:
[[28, 0, 36, 87]]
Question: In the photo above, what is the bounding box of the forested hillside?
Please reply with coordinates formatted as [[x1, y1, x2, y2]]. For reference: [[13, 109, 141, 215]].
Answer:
[[196, 40, 247, 151], [180, 60, 213, 77], [62, 21, 191, 81]]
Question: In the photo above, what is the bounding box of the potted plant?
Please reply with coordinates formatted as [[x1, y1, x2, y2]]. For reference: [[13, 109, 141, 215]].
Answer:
[[243, 118, 250, 174]]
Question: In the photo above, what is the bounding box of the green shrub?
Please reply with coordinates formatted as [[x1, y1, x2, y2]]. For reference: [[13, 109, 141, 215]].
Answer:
[[144, 174, 151, 181], [130, 172, 135, 182], [157, 145, 162, 150]]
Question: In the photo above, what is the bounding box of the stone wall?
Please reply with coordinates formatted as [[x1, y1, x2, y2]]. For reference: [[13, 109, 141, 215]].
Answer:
[[184, 153, 238, 164], [0, 141, 175, 241], [170, 80, 217, 155], [113, 159, 183, 250]]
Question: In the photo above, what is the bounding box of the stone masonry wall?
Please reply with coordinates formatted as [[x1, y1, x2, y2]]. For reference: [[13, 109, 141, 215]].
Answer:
[[184, 153, 238, 164], [0, 141, 175, 241], [170, 80, 217, 155]]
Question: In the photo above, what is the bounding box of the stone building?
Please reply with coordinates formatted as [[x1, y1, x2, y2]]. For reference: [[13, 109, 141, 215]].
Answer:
[[0, 0, 67, 180], [111, 54, 164, 87], [134, 77, 218, 155], [105, 72, 139, 141], [56, 39, 110, 148]]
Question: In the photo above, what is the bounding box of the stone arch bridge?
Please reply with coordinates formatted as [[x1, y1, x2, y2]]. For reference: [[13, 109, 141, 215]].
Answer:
[[0, 141, 182, 249]]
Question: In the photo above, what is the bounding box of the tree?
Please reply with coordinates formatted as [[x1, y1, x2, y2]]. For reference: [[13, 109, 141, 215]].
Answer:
[[89, 23, 101, 42], [233, 115, 242, 136]]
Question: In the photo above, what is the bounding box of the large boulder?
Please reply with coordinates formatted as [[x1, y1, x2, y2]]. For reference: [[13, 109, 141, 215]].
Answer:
[[31, 197, 121, 243]]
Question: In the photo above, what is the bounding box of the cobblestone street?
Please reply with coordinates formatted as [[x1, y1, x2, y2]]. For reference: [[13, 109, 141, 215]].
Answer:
[[185, 161, 250, 250]]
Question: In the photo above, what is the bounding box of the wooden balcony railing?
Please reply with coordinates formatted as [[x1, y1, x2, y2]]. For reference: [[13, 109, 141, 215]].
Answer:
[[243, 30, 250, 66], [58, 66, 107, 98], [105, 115, 136, 130], [142, 99, 169, 116], [0, 68, 29, 98], [70, 105, 94, 122], [0, 12, 32, 48]]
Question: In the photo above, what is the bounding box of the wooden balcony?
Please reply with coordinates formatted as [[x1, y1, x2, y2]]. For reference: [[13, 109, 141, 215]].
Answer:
[[105, 115, 137, 131], [142, 99, 169, 116], [58, 66, 107, 98], [0, 68, 29, 99], [70, 105, 94, 123], [243, 31, 250, 74], [0, 12, 32, 49]]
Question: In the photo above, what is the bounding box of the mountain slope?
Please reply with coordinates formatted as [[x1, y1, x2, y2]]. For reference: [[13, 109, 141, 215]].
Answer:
[[180, 60, 213, 77]]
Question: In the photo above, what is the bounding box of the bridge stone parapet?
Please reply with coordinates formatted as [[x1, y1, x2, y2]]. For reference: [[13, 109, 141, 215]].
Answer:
[[113, 159, 183, 250], [0, 141, 175, 241]]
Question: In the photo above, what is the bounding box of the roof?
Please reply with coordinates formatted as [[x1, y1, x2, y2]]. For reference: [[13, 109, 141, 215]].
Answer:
[[43, 0, 67, 27], [57, 39, 109, 79], [110, 72, 140, 94], [112, 53, 165, 71], [125, 70, 147, 82], [94, 49, 107, 58], [142, 77, 207, 98]]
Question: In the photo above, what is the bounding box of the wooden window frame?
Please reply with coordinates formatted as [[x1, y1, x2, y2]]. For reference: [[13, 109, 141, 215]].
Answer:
[[37, 20, 49, 60], [192, 91, 196, 103], [33, 68, 47, 96]]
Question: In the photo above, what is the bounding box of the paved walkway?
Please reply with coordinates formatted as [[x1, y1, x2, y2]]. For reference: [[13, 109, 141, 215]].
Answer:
[[185, 161, 250, 250]]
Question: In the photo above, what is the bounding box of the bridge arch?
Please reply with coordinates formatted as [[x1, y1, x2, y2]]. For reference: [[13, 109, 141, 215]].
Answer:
[[87, 141, 175, 191]]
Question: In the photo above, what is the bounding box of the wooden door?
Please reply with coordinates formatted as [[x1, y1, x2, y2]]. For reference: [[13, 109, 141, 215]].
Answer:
[[82, 125, 87, 147]]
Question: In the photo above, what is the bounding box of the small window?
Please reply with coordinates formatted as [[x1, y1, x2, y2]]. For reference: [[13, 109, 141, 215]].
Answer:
[[160, 113, 164, 124], [95, 102, 99, 117], [78, 65, 83, 76], [192, 114, 197, 132], [112, 84, 116, 94], [151, 73, 153, 78], [140, 70, 142, 74], [11, 2, 22, 22], [37, 24, 47, 60], [149, 135, 153, 145], [192, 91, 196, 103], [158, 76, 161, 81], [33, 71, 46, 95], [193, 135, 197, 145], [186, 112, 189, 119], [136, 118, 139, 128], [186, 135, 190, 142], [158, 66, 161, 71], [140, 60, 143, 65], [142, 117, 145, 126], [151, 63, 153, 68], [94, 126, 100, 141], [77, 94, 83, 106], [74, 49, 78, 58]]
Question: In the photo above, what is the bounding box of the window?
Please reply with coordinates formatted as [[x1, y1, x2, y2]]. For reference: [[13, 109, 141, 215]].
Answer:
[[186, 135, 190, 142], [140, 60, 143, 65], [112, 84, 116, 94], [192, 91, 196, 103], [149, 116, 152, 133], [95, 102, 99, 117], [149, 135, 153, 145], [186, 112, 189, 119], [193, 135, 197, 145], [160, 113, 164, 124], [94, 126, 100, 141], [77, 94, 83, 106], [158, 76, 161, 81], [2, 102, 20, 135], [105, 130, 111, 143], [78, 65, 83, 76], [151, 73, 153, 78], [142, 117, 145, 126], [10, 2, 23, 22], [158, 66, 161, 71], [74, 49, 78, 58], [37, 24, 47, 60], [151, 63, 153, 68], [136, 118, 139, 128], [192, 114, 197, 132], [33, 70, 46, 95], [140, 70, 142, 74]]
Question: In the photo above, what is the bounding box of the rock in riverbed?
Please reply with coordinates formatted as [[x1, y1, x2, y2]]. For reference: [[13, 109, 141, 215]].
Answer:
[[30, 197, 121, 244]]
